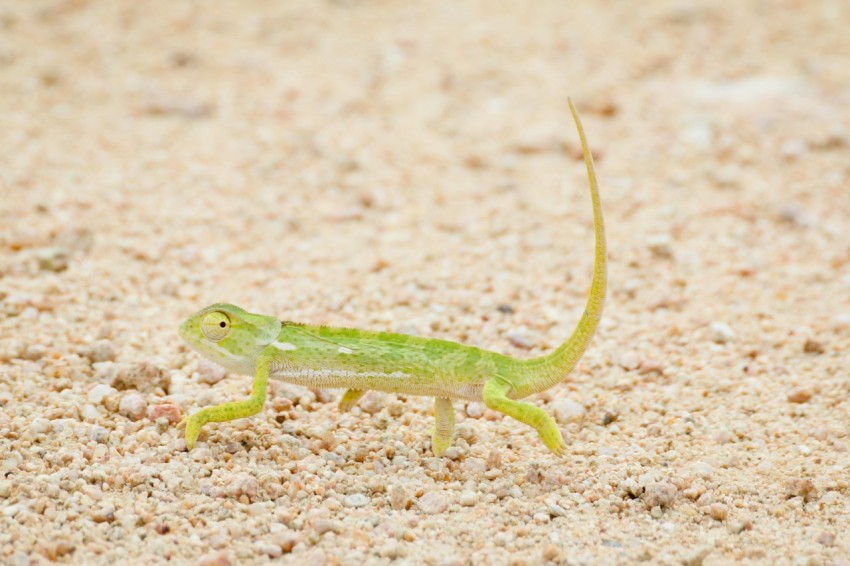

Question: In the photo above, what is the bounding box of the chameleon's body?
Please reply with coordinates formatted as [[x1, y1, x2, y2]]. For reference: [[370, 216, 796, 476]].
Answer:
[[178, 99, 606, 456]]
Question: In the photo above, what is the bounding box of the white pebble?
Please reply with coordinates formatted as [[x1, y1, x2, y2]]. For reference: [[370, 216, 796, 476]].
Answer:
[[693, 461, 714, 479], [118, 393, 147, 421], [417, 491, 448, 514], [344, 493, 369, 508], [551, 398, 585, 424], [88, 383, 117, 404], [459, 491, 479, 506], [710, 322, 736, 344]]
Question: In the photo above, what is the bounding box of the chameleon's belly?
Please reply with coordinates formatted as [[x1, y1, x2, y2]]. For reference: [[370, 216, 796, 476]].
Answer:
[[269, 366, 486, 401]]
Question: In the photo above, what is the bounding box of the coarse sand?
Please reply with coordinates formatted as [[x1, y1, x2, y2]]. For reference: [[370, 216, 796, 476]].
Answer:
[[1, 1, 849, 564]]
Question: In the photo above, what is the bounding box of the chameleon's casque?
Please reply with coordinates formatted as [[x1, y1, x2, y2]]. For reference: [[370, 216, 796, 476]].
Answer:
[[177, 99, 606, 457]]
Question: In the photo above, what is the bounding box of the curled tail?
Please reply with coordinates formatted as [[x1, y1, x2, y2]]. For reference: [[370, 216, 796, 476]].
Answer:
[[515, 98, 607, 397]]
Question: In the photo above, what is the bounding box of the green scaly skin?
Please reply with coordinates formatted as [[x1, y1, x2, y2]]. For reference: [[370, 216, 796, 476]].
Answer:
[[177, 99, 607, 456]]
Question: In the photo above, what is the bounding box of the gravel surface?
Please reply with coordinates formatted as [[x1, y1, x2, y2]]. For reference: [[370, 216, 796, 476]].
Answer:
[[1, 1, 849, 564]]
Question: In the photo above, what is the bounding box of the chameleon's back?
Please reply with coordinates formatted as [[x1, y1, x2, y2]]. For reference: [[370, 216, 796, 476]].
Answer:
[[270, 323, 517, 401]]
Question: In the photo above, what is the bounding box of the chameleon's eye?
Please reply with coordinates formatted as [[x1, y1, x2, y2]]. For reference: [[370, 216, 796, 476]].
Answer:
[[201, 311, 231, 341]]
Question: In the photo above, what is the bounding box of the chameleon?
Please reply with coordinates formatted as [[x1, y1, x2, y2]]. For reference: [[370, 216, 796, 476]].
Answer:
[[177, 98, 606, 456]]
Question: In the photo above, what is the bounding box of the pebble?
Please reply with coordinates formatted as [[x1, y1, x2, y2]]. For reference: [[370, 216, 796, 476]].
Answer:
[[551, 399, 585, 424], [35, 246, 70, 272], [802, 338, 825, 354], [787, 388, 812, 404], [390, 484, 410, 510], [111, 362, 170, 393], [465, 402, 484, 418], [79, 340, 117, 363], [359, 392, 384, 415], [710, 322, 736, 344], [459, 491, 479, 506], [0, 480, 11, 498], [542, 544, 561, 562], [270, 531, 301, 553], [785, 479, 817, 502], [647, 234, 673, 259], [708, 503, 728, 521], [118, 393, 147, 421], [816, 531, 835, 547], [196, 550, 232, 565], [313, 519, 338, 535], [256, 543, 281, 559], [343, 493, 369, 508], [417, 491, 448, 514], [197, 360, 227, 385], [88, 383, 118, 405], [643, 482, 677, 509], [148, 403, 181, 423], [693, 461, 714, 479], [507, 328, 536, 349]]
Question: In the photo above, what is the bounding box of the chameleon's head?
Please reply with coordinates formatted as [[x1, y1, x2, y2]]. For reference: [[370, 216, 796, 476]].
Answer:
[[179, 303, 282, 374]]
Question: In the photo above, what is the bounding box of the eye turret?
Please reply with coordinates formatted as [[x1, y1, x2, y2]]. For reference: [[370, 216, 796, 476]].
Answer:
[[201, 311, 231, 341]]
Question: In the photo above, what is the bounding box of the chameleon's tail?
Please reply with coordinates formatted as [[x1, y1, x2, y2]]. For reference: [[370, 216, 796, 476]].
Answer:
[[514, 99, 607, 397]]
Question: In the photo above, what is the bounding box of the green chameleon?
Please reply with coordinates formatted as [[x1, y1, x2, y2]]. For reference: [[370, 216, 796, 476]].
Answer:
[[178, 99, 606, 456]]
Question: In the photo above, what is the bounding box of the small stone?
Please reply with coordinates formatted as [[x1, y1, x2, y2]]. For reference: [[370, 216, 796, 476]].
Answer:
[[226, 473, 259, 500], [35, 247, 69, 272], [643, 482, 677, 509], [802, 338, 825, 354], [787, 388, 812, 404], [198, 550, 232, 566], [551, 398, 585, 424], [710, 322, 736, 344], [91, 505, 115, 523], [533, 512, 550, 524], [343, 493, 369, 508], [111, 362, 170, 393], [79, 340, 116, 363], [88, 383, 118, 404], [0, 480, 12, 498], [313, 519, 338, 535], [465, 402, 484, 418], [785, 478, 817, 502], [23, 344, 47, 361], [647, 234, 673, 259], [486, 450, 502, 470], [693, 461, 714, 479], [708, 503, 728, 521], [459, 491, 479, 506], [359, 392, 384, 415], [270, 531, 300, 553], [390, 484, 410, 510], [681, 546, 711, 566], [256, 543, 281, 559], [601, 411, 618, 426], [816, 531, 835, 547], [118, 393, 147, 421], [148, 403, 181, 423], [417, 491, 448, 514], [507, 328, 536, 349], [542, 544, 561, 562], [638, 359, 664, 375], [197, 360, 227, 385], [779, 138, 807, 160]]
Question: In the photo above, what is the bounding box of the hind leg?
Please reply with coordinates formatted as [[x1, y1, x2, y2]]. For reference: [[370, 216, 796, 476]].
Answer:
[[483, 378, 566, 455]]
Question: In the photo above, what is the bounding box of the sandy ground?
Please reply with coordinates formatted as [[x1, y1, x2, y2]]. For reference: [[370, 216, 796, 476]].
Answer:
[[1, 1, 850, 564]]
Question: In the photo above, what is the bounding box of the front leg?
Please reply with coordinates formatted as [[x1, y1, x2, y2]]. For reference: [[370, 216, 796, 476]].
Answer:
[[179, 356, 271, 450]]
